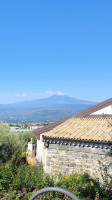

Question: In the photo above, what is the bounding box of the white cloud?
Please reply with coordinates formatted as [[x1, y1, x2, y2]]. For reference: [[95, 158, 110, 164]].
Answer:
[[57, 91, 65, 96], [14, 93, 27, 97], [46, 91, 65, 96]]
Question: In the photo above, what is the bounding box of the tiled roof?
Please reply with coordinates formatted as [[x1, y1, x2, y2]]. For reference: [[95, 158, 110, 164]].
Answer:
[[33, 98, 112, 135], [44, 118, 112, 143], [33, 117, 70, 135]]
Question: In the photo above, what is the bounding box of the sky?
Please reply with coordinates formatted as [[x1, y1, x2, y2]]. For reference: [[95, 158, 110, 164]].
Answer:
[[0, 0, 112, 104]]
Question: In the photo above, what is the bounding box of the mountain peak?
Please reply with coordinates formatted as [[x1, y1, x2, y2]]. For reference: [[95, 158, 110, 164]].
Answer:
[[0, 95, 97, 123]]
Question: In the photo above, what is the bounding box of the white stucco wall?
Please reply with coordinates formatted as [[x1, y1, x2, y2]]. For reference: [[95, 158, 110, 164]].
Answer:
[[44, 147, 47, 172], [36, 133, 44, 163], [91, 105, 112, 115], [28, 142, 36, 157]]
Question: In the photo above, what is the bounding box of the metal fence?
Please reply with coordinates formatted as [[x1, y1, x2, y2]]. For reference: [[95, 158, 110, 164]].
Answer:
[[29, 187, 80, 200]]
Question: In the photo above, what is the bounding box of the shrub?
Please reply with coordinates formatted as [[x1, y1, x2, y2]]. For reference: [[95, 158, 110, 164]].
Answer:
[[55, 173, 102, 199], [0, 163, 112, 200], [0, 163, 54, 199]]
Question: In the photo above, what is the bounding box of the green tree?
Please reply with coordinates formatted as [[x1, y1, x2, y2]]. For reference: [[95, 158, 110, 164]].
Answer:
[[0, 122, 23, 165], [24, 123, 28, 128]]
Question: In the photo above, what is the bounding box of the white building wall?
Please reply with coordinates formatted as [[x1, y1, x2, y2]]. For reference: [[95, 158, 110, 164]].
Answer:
[[36, 133, 44, 163], [28, 141, 36, 158], [91, 105, 112, 115], [45, 147, 47, 172]]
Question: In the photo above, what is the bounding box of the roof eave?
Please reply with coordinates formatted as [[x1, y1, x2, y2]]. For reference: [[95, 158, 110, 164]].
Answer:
[[43, 136, 112, 145]]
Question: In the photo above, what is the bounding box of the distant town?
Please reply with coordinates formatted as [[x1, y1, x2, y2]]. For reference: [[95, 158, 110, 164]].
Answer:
[[9, 122, 48, 131]]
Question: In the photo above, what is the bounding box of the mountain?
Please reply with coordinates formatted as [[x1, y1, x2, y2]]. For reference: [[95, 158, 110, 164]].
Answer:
[[0, 95, 96, 109], [46, 95, 96, 105], [0, 95, 97, 123]]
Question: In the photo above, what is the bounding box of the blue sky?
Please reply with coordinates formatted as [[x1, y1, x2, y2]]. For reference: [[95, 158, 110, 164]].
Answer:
[[0, 0, 112, 103]]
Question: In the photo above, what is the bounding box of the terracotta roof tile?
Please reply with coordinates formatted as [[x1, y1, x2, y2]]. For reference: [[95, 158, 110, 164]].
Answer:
[[44, 118, 112, 143], [33, 98, 112, 136]]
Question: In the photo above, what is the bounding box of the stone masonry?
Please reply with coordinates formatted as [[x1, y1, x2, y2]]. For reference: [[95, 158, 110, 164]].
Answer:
[[46, 143, 112, 182]]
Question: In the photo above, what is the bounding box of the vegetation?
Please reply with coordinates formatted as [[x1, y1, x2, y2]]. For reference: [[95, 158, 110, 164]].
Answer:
[[0, 122, 36, 165], [0, 163, 112, 200], [0, 122, 112, 199]]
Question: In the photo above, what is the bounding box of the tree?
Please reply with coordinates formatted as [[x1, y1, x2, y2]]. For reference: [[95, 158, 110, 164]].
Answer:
[[0, 122, 23, 165]]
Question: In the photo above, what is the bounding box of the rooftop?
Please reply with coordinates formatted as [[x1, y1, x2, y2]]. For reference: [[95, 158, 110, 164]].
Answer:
[[44, 118, 112, 144], [33, 98, 112, 136]]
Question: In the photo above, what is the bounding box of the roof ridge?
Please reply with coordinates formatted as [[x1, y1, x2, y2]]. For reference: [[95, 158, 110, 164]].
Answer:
[[74, 98, 112, 118]]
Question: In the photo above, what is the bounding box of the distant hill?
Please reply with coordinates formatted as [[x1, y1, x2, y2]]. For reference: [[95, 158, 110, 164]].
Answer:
[[0, 95, 97, 123], [0, 95, 96, 108]]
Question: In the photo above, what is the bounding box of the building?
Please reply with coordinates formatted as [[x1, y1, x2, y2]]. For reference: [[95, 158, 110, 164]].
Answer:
[[33, 98, 112, 180]]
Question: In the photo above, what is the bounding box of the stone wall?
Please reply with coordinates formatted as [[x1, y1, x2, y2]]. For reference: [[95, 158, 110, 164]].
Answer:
[[46, 143, 112, 181]]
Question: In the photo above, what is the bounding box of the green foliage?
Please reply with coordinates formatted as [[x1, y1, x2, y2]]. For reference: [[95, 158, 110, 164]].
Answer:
[[0, 122, 23, 164], [16, 130, 36, 149], [55, 173, 104, 199], [0, 163, 112, 200], [0, 163, 54, 199], [24, 123, 28, 128], [0, 122, 36, 165], [98, 163, 112, 200]]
